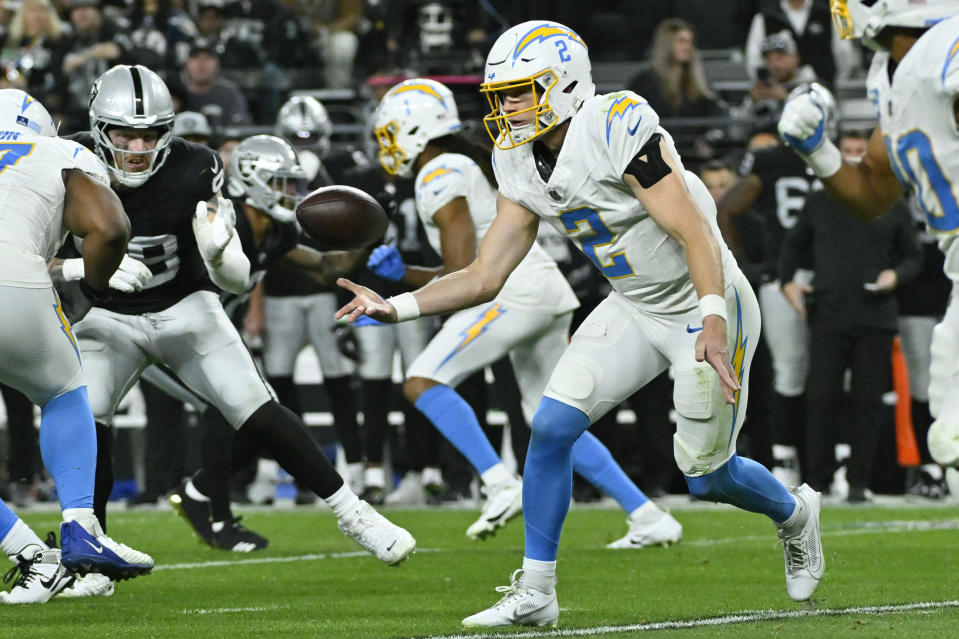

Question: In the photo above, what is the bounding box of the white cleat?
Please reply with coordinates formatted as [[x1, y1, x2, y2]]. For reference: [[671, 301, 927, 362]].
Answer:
[[337, 500, 416, 565], [778, 483, 824, 601], [57, 572, 114, 598], [466, 476, 523, 541], [606, 501, 683, 549], [0, 547, 75, 604], [462, 569, 559, 628]]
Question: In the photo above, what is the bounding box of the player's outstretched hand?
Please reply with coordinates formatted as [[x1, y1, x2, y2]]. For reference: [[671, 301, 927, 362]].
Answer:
[[694, 317, 740, 405], [335, 278, 397, 323], [367, 244, 406, 281], [109, 255, 153, 293], [193, 197, 235, 262]]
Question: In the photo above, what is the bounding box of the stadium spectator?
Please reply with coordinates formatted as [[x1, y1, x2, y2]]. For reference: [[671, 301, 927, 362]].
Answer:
[[779, 132, 922, 502], [309, 0, 363, 88], [190, 0, 260, 70], [627, 18, 725, 160], [175, 37, 252, 131], [0, 0, 67, 112], [59, 0, 127, 131], [125, 0, 197, 73], [744, 0, 860, 85], [172, 109, 213, 145]]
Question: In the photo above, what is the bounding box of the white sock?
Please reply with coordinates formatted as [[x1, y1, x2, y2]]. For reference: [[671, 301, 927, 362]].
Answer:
[[421, 466, 443, 486], [521, 557, 557, 594], [325, 483, 361, 520], [778, 494, 806, 533], [1, 520, 45, 560], [480, 463, 511, 488], [365, 466, 385, 488], [628, 500, 661, 521], [185, 479, 210, 502]]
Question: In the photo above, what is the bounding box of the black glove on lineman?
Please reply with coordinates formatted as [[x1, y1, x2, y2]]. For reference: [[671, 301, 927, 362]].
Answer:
[[57, 279, 110, 324]]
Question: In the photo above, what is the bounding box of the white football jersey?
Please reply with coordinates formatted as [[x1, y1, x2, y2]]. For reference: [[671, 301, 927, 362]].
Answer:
[[868, 14, 959, 282], [493, 91, 738, 314], [414, 152, 579, 313], [0, 131, 108, 287]]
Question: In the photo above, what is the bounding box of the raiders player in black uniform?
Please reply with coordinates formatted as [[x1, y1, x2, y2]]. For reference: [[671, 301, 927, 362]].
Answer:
[[716, 123, 826, 488], [165, 134, 369, 550], [58, 66, 416, 572]]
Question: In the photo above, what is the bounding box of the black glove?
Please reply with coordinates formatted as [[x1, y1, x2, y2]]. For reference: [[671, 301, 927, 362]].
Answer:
[[57, 279, 110, 324]]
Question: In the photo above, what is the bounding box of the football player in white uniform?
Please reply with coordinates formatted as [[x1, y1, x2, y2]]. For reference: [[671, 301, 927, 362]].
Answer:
[[0, 89, 154, 604], [338, 21, 824, 626], [367, 78, 682, 546], [779, 0, 959, 490]]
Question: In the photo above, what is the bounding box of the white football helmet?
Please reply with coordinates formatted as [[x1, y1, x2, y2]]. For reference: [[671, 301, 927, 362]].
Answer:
[[831, 0, 958, 50], [276, 95, 332, 158], [372, 78, 461, 177], [480, 20, 595, 149], [89, 65, 175, 188], [0, 89, 57, 137], [228, 134, 307, 223]]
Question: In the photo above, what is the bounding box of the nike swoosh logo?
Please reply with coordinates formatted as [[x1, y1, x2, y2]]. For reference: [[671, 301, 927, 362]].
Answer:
[[627, 116, 643, 135], [39, 572, 62, 590], [386, 540, 397, 552], [485, 507, 511, 523], [83, 539, 104, 554], [686, 325, 703, 333]]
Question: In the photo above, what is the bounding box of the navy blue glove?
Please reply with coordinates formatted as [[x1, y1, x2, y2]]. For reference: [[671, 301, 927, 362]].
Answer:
[[352, 314, 384, 327], [367, 244, 406, 281]]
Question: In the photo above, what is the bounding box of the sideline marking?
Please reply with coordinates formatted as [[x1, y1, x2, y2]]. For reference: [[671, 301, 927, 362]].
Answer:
[[422, 600, 959, 639]]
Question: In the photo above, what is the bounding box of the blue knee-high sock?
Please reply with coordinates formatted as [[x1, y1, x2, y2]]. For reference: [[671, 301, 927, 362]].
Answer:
[[572, 432, 648, 514], [525, 397, 592, 561], [0, 499, 18, 539], [685, 454, 796, 523], [415, 385, 501, 474], [39, 386, 97, 510]]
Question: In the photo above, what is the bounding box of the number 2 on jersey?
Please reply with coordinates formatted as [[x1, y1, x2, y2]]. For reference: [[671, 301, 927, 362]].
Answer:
[[0, 142, 35, 174], [559, 207, 634, 278], [892, 130, 959, 232]]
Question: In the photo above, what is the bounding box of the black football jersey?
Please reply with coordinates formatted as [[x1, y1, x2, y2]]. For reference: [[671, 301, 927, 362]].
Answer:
[[221, 196, 299, 320], [69, 134, 225, 314], [738, 144, 823, 277]]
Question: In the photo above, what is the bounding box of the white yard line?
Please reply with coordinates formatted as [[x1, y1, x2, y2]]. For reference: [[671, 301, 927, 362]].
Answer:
[[422, 600, 959, 639]]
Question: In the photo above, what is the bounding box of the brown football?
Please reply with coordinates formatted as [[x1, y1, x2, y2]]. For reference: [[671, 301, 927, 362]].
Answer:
[[295, 185, 389, 250]]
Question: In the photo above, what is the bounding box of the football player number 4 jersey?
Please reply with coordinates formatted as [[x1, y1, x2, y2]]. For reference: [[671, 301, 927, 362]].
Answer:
[[870, 14, 959, 281]]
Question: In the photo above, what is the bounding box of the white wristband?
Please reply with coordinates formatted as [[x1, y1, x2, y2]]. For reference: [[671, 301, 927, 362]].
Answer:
[[61, 258, 85, 282], [387, 292, 420, 322], [699, 294, 727, 323], [804, 139, 842, 178]]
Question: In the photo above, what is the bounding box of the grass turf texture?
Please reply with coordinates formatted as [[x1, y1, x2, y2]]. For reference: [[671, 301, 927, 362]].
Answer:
[[4, 502, 958, 638]]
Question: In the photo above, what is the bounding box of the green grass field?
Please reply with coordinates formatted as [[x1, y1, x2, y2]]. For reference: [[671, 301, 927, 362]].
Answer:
[[4, 498, 959, 638]]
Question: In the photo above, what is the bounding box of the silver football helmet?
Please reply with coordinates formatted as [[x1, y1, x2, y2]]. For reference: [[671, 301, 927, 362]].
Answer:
[[0, 89, 57, 137], [89, 65, 175, 188], [275, 95, 332, 158], [228, 134, 307, 223]]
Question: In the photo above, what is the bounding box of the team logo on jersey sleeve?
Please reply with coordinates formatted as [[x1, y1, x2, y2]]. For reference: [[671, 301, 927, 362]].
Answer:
[[605, 95, 647, 144]]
